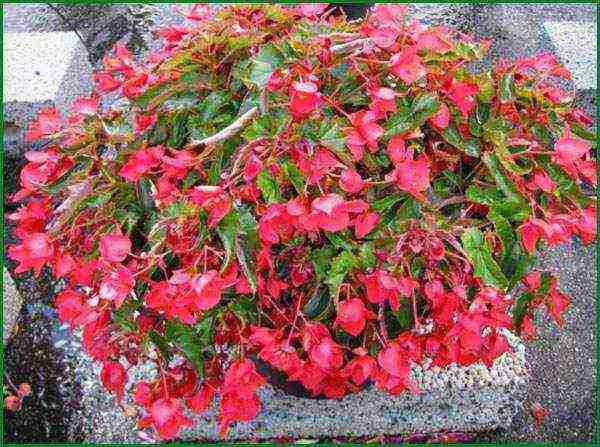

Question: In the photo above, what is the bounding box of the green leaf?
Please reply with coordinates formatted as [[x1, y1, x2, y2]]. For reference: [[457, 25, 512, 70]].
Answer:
[[302, 285, 332, 321], [395, 300, 413, 331], [571, 123, 597, 142], [326, 251, 358, 301], [499, 72, 515, 103], [318, 118, 347, 153], [311, 246, 336, 281], [148, 330, 172, 362], [136, 178, 156, 210], [165, 321, 205, 375], [236, 206, 259, 293], [411, 92, 439, 124], [358, 242, 377, 269], [249, 43, 284, 88], [461, 227, 509, 290], [482, 152, 529, 207], [384, 105, 413, 138], [372, 192, 406, 212], [256, 168, 282, 203], [488, 130, 531, 175], [217, 209, 239, 273], [512, 291, 534, 329], [281, 161, 306, 194], [199, 91, 232, 123], [325, 231, 355, 252], [442, 124, 479, 156]]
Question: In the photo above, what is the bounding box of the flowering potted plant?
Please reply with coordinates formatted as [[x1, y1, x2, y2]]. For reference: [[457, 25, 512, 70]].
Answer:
[[8, 3, 596, 440]]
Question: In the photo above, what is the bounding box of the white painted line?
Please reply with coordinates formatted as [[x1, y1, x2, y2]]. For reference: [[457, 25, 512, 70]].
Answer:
[[543, 21, 597, 90], [3, 31, 80, 103]]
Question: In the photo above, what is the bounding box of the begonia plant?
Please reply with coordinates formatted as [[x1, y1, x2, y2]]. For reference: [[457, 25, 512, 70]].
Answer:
[[8, 3, 597, 440]]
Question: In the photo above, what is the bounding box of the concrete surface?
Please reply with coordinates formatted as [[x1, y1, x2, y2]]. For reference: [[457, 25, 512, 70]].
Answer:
[[3, 267, 22, 345]]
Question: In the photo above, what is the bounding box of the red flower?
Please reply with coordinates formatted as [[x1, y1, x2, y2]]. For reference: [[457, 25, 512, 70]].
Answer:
[[310, 194, 368, 232], [25, 107, 62, 142], [370, 87, 397, 114], [354, 211, 379, 238], [243, 154, 263, 182], [371, 4, 408, 26], [4, 395, 21, 411], [394, 155, 430, 197], [519, 219, 545, 253], [390, 45, 427, 85], [93, 72, 121, 94], [310, 337, 344, 371], [99, 233, 131, 263], [186, 384, 214, 414], [339, 168, 365, 193], [120, 145, 164, 182], [134, 113, 157, 134], [266, 69, 286, 92], [218, 393, 261, 438], [55, 289, 93, 327], [99, 265, 135, 308], [335, 298, 376, 336], [429, 102, 450, 129], [100, 361, 128, 402], [8, 232, 54, 276], [445, 79, 479, 117], [191, 270, 236, 311], [530, 402, 549, 426], [358, 269, 400, 309], [341, 348, 378, 385], [151, 398, 193, 440], [546, 288, 570, 326], [289, 81, 320, 119], [387, 135, 412, 165]]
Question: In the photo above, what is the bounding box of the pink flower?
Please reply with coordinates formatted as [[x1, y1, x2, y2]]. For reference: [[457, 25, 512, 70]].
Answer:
[[429, 102, 450, 129], [390, 45, 427, 85], [554, 127, 590, 162], [296, 3, 328, 17], [119, 145, 164, 182], [394, 155, 430, 197], [186, 384, 215, 414], [354, 212, 379, 238], [151, 398, 193, 440], [344, 110, 384, 161], [289, 81, 320, 119], [369, 26, 399, 49], [370, 87, 397, 114], [341, 349, 378, 385], [25, 107, 62, 142], [339, 168, 365, 193], [532, 171, 555, 193], [335, 298, 376, 336], [446, 79, 479, 117], [8, 232, 54, 276], [416, 27, 453, 53], [99, 265, 135, 308], [99, 233, 131, 263], [71, 95, 100, 116], [371, 4, 408, 26], [386, 135, 411, 165]]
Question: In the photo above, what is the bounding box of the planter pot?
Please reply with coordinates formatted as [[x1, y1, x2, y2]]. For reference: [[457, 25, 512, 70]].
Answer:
[[77, 331, 528, 443]]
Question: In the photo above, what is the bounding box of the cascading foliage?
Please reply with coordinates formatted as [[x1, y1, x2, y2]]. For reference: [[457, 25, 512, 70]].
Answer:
[[8, 3, 596, 440]]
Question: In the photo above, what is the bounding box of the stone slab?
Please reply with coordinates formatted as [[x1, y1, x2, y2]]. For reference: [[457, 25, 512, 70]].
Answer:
[[543, 21, 597, 90], [3, 267, 22, 345], [68, 331, 527, 443]]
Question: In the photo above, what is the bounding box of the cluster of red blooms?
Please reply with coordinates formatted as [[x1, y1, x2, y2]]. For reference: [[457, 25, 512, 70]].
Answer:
[[8, 3, 596, 441]]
